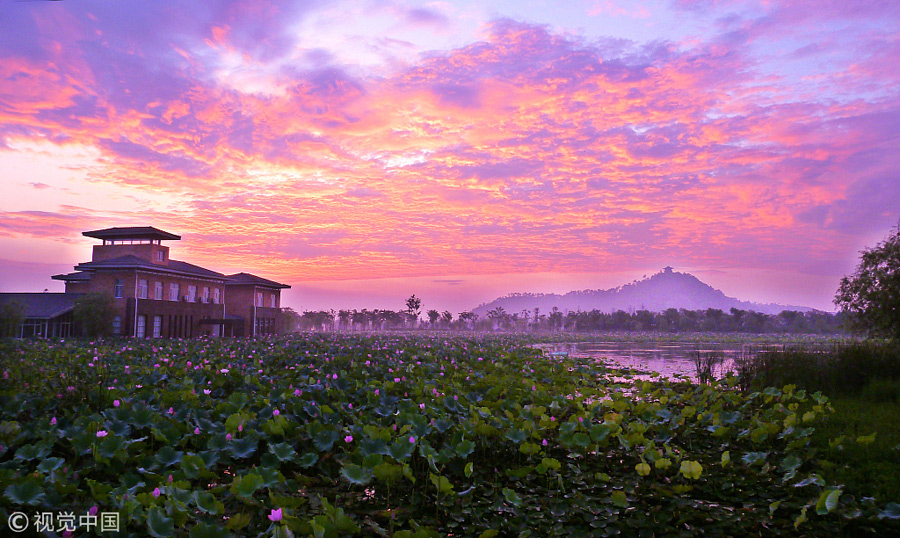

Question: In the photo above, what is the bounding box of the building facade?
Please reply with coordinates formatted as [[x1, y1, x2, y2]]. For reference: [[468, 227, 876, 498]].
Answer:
[[47, 226, 290, 338]]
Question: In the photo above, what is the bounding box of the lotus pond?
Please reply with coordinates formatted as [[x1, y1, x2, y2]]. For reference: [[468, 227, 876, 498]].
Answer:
[[1, 334, 898, 537]]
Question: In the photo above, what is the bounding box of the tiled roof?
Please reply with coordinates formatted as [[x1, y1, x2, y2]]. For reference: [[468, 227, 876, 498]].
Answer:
[[225, 272, 291, 289], [83, 226, 180, 241], [0, 293, 81, 319], [73, 255, 226, 280]]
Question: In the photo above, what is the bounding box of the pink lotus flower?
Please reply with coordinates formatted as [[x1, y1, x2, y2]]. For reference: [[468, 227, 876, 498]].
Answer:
[[226, 433, 232, 441], [194, 427, 200, 435], [114, 400, 120, 407], [268, 508, 283, 521], [409, 436, 416, 444], [89, 505, 98, 516], [96, 430, 108, 438], [344, 435, 353, 443], [50, 417, 57, 425], [273, 409, 280, 417], [152, 487, 160, 498]]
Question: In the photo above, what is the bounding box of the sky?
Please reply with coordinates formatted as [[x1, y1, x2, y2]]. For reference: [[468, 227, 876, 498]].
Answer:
[[1, 0, 898, 314]]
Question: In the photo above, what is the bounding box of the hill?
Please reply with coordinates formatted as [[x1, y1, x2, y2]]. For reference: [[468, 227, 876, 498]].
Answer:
[[471, 267, 813, 317]]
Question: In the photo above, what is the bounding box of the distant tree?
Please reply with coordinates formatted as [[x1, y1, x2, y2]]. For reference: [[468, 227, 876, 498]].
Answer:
[[548, 307, 563, 332], [0, 301, 25, 337], [297, 310, 333, 331], [458, 311, 477, 330], [426, 309, 440, 327], [73, 293, 115, 338], [406, 294, 422, 327], [280, 307, 302, 332], [835, 224, 900, 339], [338, 310, 351, 331], [440, 310, 453, 327]]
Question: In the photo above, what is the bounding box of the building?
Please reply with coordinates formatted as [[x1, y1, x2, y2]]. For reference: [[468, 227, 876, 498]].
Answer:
[[0, 292, 79, 338], [1, 226, 290, 338]]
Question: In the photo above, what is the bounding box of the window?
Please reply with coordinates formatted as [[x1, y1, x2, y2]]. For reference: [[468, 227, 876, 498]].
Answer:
[[202, 287, 210, 303], [187, 285, 197, 302], [213, 288, 220, 304], [112, 316, 122, 335], [169, 283, 180, 302], [154, 281, 163, 300], [152, 315, 162, 338], [270, 294, 277, 308], [114, 279, 124, 298], [157, 250, 165, 262], [138, 279, 148, 299], [136, 315, 147, 338], [256, 292, 263, 307]]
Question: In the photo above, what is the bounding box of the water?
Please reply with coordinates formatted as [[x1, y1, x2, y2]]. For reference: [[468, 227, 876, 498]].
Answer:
[[536, 341, 782, 381]]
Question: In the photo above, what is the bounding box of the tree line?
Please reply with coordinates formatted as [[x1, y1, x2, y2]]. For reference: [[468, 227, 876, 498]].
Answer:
[[283, 303, 849, 335]]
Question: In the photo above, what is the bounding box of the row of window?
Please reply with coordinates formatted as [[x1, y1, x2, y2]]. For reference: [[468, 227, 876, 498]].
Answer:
[[113, 279, 277, 308], [255, 291, 278, 308], [114, 279, 221, 304], [116, 314, 197, 338]]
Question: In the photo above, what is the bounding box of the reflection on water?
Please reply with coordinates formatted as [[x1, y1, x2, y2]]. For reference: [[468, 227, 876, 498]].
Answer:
[[536, 341, 781, 381]]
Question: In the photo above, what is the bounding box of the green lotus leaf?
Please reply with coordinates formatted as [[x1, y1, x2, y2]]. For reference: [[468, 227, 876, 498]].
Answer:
[[4, 479, 45, 506], [189, 521, 233, 538], [37, 456, 65, 472], [342, 463, 373, 485], [229, 437, 258, 459], [359, 437, 388, 456], [388, 438, 414, 461], [373, 462, 403, 484], [878, 502, 900, 519], [156, 446, 184, 468], [680, 460, 703, 480], [268, 441, 297, 462], [816, 488, 842, 515], [501, 487, 522, 506], [312, 428, 340, 452], [230, 472, 264, 498], [147, 507, 175, 537], [298, 452, 319, 468], [193, 490, 224, 515]]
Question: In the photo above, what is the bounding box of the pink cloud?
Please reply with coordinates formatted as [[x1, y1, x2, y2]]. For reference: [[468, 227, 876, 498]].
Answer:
[[0, 4, 897, 301]]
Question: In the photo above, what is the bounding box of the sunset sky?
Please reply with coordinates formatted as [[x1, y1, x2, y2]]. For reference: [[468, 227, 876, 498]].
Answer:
[[1, 0, 898, 314]]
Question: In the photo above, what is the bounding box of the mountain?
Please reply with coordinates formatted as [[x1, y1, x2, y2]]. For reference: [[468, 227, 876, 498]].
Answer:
[[471, 267, 813, 317]]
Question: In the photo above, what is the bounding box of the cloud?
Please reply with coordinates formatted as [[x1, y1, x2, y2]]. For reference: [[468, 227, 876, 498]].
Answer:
[[0, 3, 897, 293]]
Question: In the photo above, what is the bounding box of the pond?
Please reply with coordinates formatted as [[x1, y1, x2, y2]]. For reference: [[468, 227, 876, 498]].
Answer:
[[535, 340, 784, 381]]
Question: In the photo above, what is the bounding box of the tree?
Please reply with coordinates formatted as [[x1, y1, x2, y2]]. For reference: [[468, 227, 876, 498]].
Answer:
[[426, 309, 440, 327], [73, 293, 115, 338], [0, 301, 25, 338], [835, 224, 900, 339], [405, 294, 422, 327]]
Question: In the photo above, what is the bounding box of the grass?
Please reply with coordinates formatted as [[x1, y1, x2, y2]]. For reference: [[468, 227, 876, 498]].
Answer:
[[810, 387, 900, 503], [737, 343, 900, 505]]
